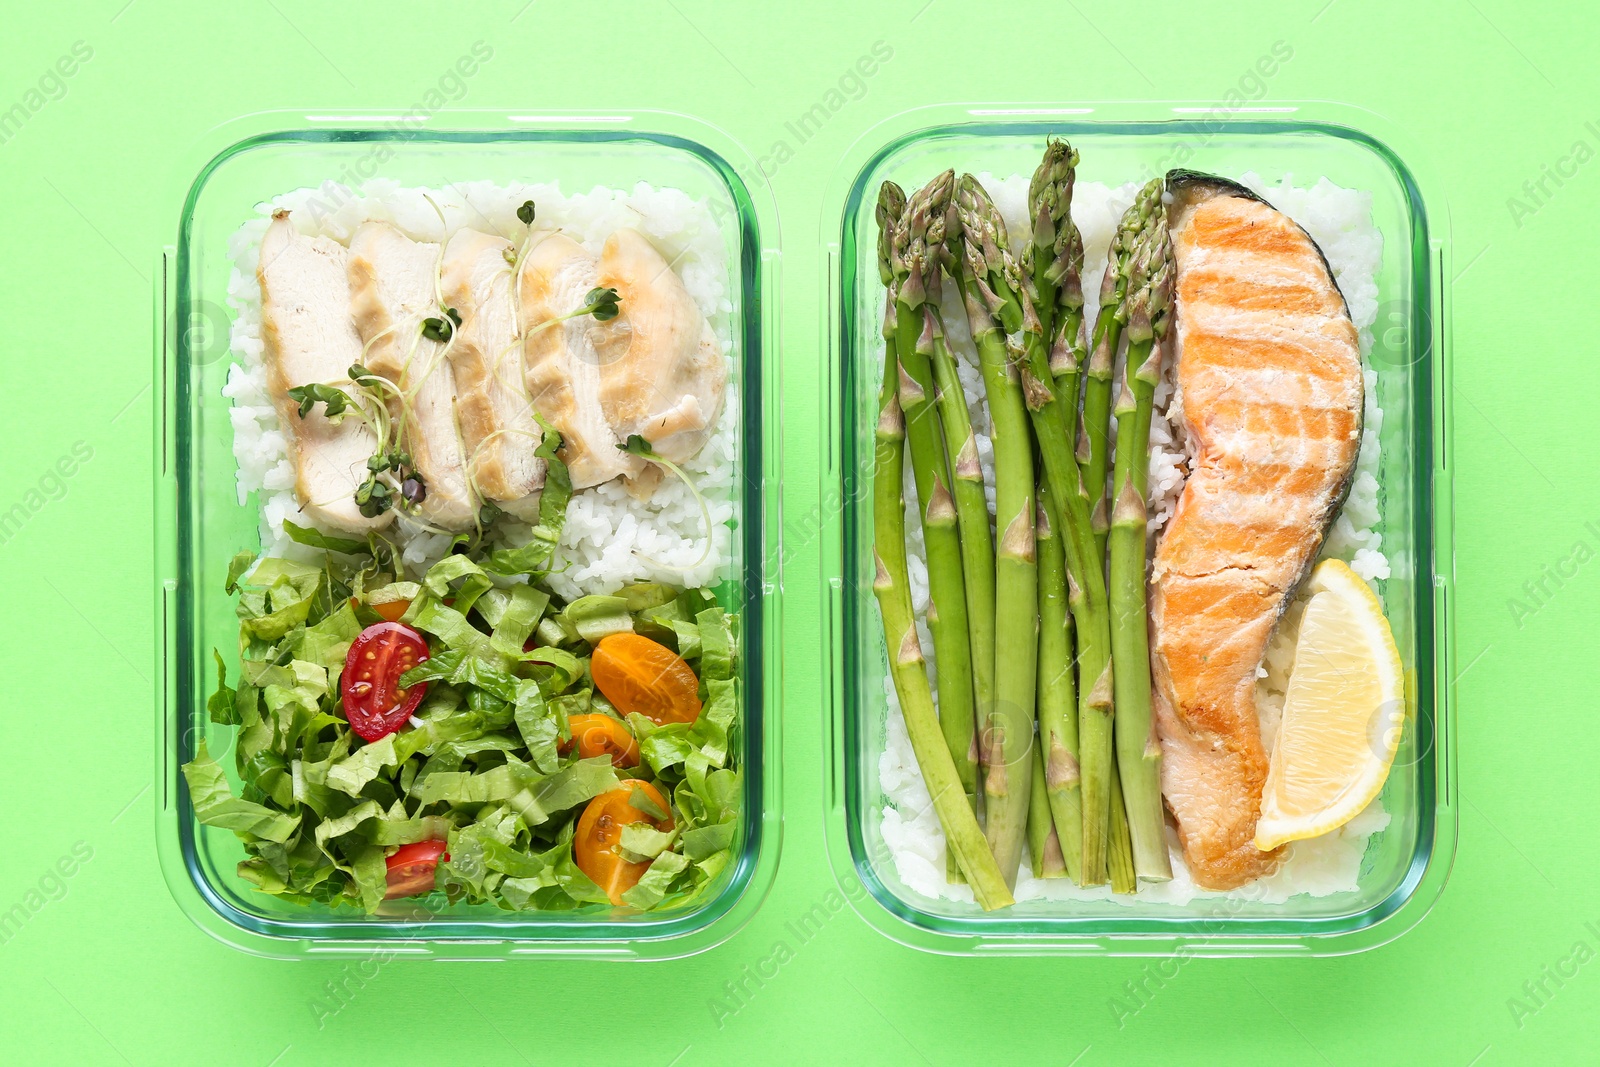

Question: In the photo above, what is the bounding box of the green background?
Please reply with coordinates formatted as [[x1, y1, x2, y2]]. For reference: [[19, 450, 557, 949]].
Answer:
[[1, 0, 1594, 1063]]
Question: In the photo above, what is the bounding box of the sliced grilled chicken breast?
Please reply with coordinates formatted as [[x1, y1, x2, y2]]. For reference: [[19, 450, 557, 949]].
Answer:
[[1151, 171, 1364, 890], [594, 229, 726, 487], [257, 211, 391, 533], [347, 221, 475, 531], [441, 228, 545, 520], [517, 232, 641, 489]]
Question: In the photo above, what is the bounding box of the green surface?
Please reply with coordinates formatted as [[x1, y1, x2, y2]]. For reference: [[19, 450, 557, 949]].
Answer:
[[0, 0, 1593, 1062]]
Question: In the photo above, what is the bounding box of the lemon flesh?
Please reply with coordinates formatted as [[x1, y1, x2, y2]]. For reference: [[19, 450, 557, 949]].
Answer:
[[1254, 559, 1405, 852]]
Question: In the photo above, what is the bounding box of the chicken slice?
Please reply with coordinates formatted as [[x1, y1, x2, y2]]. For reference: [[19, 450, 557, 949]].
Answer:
[[347, 221, 475, 531], [257, 211, 391, 534], [441, 228, 545, 520], [594, 228, 727, 485], [517, 232, 641, 489]]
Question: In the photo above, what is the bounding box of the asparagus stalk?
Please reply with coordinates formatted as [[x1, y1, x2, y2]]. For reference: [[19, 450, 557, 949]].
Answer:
[[1027, 744, 1068, 878], [950, 180, 1038, 889], [1026, 139, 1087, 355], [1108, 187, 1175, 882], [1081, 180, 1160, 559], [1107, 748, 1137, 894], [890, 179, 980, 866], [920, 181, 996, 807], [960, 159, 1116, 886], [1035, 489, 1082, 882], [931, 321, 997, 799], [872, 182, 1012, 910]]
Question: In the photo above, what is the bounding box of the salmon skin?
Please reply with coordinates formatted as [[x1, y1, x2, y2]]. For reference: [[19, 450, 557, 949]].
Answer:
[[1150, 170, 1364, 890]]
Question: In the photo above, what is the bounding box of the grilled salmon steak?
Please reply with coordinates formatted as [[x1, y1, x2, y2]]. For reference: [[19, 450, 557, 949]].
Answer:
[[1150, 172, 1364, 890]]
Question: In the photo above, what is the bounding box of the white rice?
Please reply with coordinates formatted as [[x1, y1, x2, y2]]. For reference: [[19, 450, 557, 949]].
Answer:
[[879, 173, 1392, 907], [222, 179, 738, 599]]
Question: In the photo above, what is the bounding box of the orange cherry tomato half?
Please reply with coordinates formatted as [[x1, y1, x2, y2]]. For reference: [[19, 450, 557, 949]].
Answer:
[[349, 597, 412, 622], [373, 599, 411, 622], [589, 633, 702, 725], [384, 840, 448, 899], [342, 622, 430, 741], [574, 781, 674, 905], [558, 713, 640, 767]]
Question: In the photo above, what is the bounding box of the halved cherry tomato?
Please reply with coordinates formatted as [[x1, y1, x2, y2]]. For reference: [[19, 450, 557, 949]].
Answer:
[[558, 713, 640, 767], [349, 597, 411, 622], [384, 840, 448, 899], [590, 633, 702, 725], [342, 622, 430, 741], [574, 781, 674, 905]]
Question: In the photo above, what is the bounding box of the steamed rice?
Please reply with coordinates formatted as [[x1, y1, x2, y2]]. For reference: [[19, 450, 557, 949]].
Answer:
[[878, 173, 1392, 906], [221, 179, 738, 600]]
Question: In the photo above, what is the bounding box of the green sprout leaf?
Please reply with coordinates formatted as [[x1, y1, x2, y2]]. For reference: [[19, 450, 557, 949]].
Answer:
[[583, 286, 621, 322], [618, 434, 657, 459], [421, 307, 462, 343], [285, 383, 348, 421], [516, 200, 536, 226]]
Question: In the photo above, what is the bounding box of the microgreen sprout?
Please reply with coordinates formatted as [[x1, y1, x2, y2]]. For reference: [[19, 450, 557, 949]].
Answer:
[[421, 306, 462, 343], [584, 286, 622, 322], [353, 447, 427, 518], [517, 200, 536, 226], [523, 286, 624, 340], [285, 383, 349, 420]]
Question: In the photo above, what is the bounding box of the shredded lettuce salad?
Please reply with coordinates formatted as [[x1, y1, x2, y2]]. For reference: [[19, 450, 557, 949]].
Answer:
[[183, 512, 741, 915]]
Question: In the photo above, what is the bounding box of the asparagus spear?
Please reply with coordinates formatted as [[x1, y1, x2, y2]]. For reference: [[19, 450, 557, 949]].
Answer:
[[890, 179, 980, 863], [1026, 139, 1087, 349], [950, 178, 1038, 888], [902, 173, 985, 851], [1107, 748, 1138, 894], [1035, 489, 1083, 882], [1107, 189, 1175, 882], [931, 321, 997, 815], [959, 161, 1116, 886], [872, 183, 1012, 910], [1082, 180, 1161, 559], [1027, 744, 1068, 878]]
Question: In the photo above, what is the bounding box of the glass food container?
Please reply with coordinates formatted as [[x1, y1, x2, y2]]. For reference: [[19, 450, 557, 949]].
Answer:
[[154, 110, 782, 960], [821, 104, 1454, 956]]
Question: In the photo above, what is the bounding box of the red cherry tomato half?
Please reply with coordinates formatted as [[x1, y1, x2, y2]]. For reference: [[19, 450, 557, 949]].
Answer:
[[342, 622, 430, 741], [384, 840, 448, 899]]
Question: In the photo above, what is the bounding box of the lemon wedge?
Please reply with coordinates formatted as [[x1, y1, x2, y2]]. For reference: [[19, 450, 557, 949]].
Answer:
[[1254, 559, 1405, 852]]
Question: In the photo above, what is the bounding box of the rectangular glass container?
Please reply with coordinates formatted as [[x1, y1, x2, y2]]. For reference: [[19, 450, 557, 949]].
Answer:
[[154, 111, 782, 960], [821, 105, 1455, 956]]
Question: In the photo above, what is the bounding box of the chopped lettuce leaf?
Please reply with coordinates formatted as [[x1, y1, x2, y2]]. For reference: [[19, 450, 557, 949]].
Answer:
[[682, 820, 736, 862], [513, 678, 563, 773], [237, 558, 322, 641], [560, 595, 634, 643], [410, 599, 503, 666], [283, 519, 369, 556], [207, 651, 239, 726], [619, 822, 677, 863], [620, 850, 690, 909], [224, 551, 256, 595], [183, 741, 300, 843], [400, 647, 519, 703], [697, 606, 736, 681]]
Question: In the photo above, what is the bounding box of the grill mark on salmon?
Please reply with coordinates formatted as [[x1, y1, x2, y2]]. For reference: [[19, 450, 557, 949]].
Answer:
[[1151, 171, 1364, 890]]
